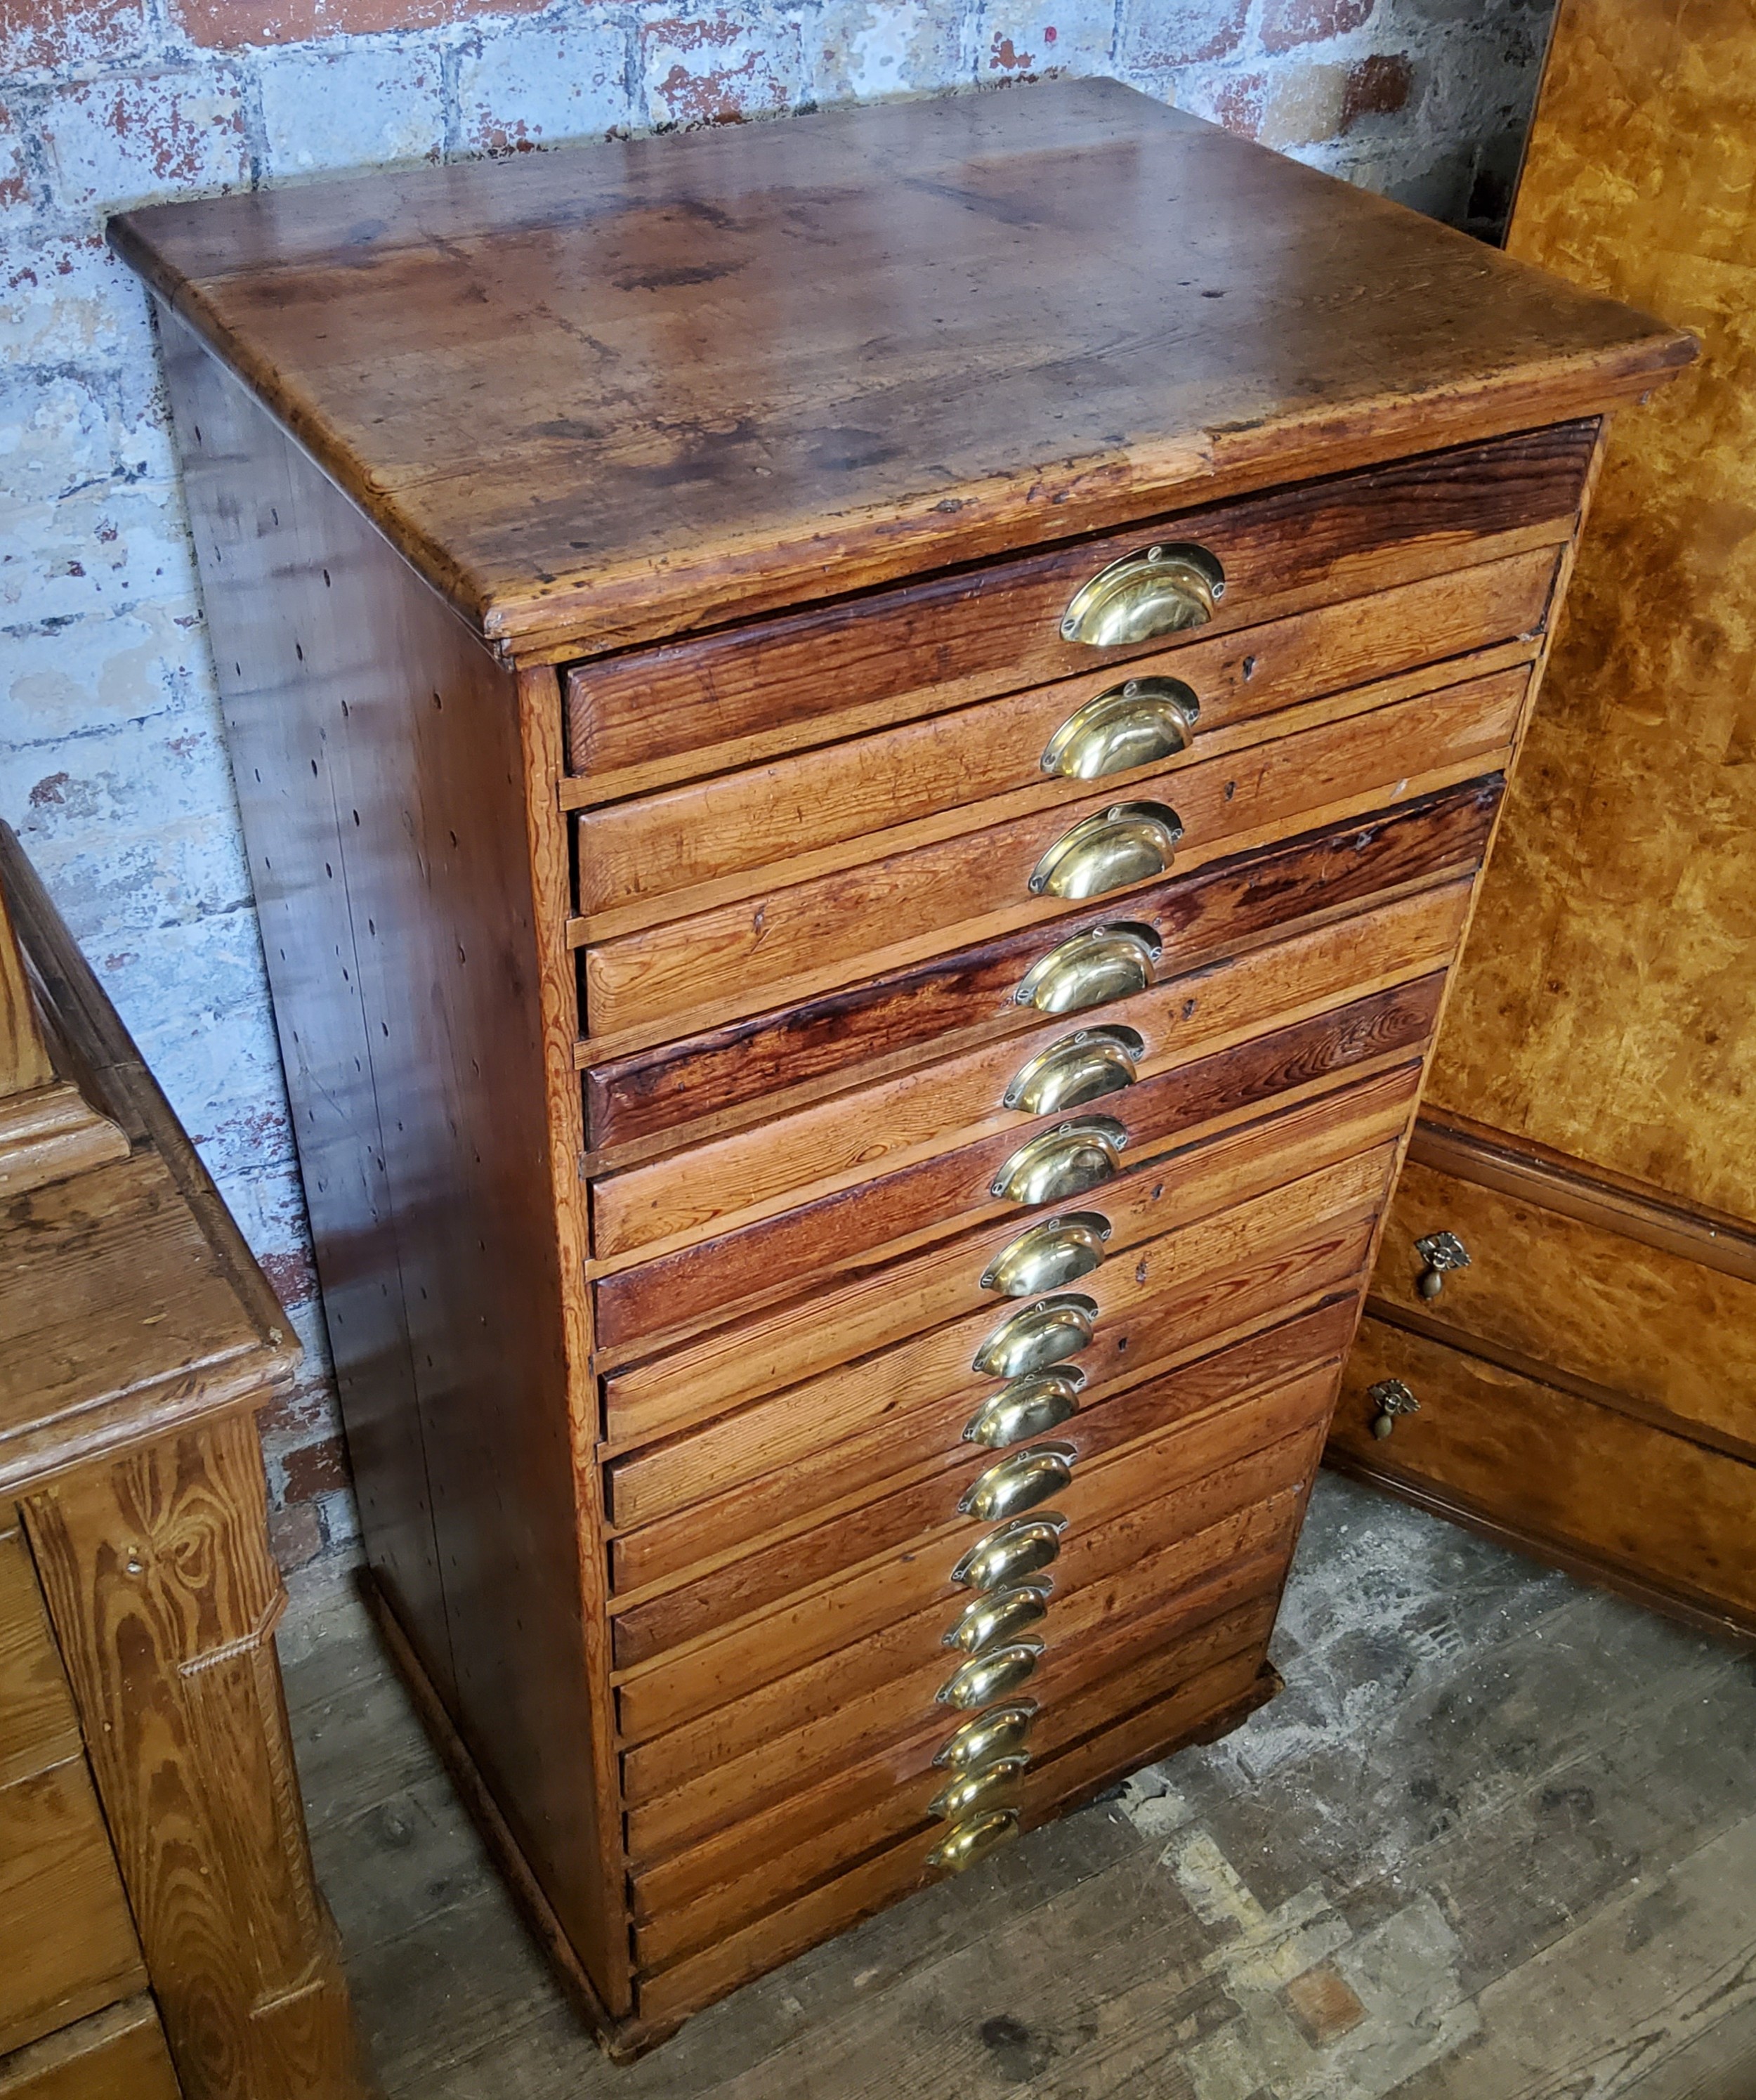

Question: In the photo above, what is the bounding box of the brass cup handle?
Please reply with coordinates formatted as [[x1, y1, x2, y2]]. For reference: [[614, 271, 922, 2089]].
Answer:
[[951, 1514, 1067, 1592], [1042, 676, 1200, 779], [962, 1368, 1083, 1449], [959, 1443, 1076, 1522], [1005, 1026, 1143, 1116], [980, 1213, 1110, 1297], [935, 1700, 1037, 1770], [929, 1756, 1029, 1822], [1030, 803, 1184, 901], [943, 1580, 1051, 1654], [972, 1293, 1097, 1379], [1014, 922, 1162, 1015], [990, 1119, 1125, 1205], [926, 1808, 1021, 1874], [1059, 542, 1225, 647], [937, 1640, 1044, 1709]]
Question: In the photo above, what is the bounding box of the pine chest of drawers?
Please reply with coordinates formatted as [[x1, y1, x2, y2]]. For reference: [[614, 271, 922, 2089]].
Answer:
[[111, 77, 1689, 2056]]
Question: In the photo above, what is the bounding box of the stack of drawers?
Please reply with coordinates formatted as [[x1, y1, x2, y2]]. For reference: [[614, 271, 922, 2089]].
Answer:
[[114, 76, 1688, 2052], [569, 426, 1590, 2019]]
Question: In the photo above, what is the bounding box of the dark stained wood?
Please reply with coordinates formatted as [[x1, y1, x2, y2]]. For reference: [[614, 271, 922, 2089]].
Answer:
[[564, 444, 1575, 800], [0, 1997, 181, 2100], [594, 977, 1439, 1350], [107, 82, 1684, 661], [584, 781, 1503, 1158], [157, 313, 629, 2018]]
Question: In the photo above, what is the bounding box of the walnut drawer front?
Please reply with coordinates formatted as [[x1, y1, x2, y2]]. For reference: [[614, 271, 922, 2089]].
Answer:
[[600, 1063, 1419, 1449], [583, 780, 1502, 1159], [0, 1525, 146, 2059], [1332, 1321, 1756, 1626], [605, 1144, 1391, 1607], [1367, 1160, 1756, 1460], [563, 420, 1594, 800], [591, 879, 1470, 1267], [575, 547, 1553, 923], [578, 665, 1525, 1044]]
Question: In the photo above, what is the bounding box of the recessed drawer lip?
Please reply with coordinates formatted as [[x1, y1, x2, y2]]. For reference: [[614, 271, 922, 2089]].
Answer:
[[561, 419, 1597, 799]]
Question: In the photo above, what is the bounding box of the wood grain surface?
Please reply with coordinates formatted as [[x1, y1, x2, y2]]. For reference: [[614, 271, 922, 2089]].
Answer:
[[0, 1997, 181, 2100], [108, 81, 1685, 660]]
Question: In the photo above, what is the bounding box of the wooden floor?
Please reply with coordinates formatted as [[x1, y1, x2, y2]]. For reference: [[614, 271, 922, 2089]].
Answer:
[[279, 1476, 1756, 2098]]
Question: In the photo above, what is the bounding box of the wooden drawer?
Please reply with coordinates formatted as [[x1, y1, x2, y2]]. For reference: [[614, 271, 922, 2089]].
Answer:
[[563, 421, 1594, 800], [592, 969, 1436, 1352], [576, 548, 1553, 921], [631, 1615, 1280, 2026], [606, 1143, 1390, 1605], [616, 1326, 1347, 1766], [0, 1996, 181, 2100], [592, 880, 1469, 1264], [584, 778, 1500, 1160], [1331, 1320, 1756, 1624], [0, 1529, 145, 2059], [579, 665, 1525, 1044], [631, 1560, 1287, 1974], [1368, 1159, 1756, 1460], [601, 1064, 1415, 1446]]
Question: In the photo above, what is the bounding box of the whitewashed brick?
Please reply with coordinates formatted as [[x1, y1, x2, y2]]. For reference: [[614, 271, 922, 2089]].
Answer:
[[0, 235, 159, 372], [0, 600, 209, 750], [454, 14, 628, 155], [0, 481, 196, 624], [259, 39, 447, 176], [809, 0, 969, 100], [36, 71, 250, 216], [638, 6, 801, 130]]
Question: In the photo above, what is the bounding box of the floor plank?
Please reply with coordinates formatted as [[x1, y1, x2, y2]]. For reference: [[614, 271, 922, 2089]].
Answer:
[[277, 1478, 1756, 2096]]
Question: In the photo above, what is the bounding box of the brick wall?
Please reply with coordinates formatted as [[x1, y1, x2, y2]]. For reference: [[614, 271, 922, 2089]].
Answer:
[[0, 0, 1554, 1574]]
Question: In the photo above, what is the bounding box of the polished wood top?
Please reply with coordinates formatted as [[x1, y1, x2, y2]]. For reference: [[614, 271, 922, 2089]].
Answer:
[[110, 77, 1691, 660]]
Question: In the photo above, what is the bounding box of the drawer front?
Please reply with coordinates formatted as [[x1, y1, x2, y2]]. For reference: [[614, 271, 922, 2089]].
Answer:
[[584, 778, 1500, 1159], [576, 548, 1552, 921], [0, 1995, 182, 2100], [579, 666, 1524, 1042], [1332, 1320, 1756, 1624], [1367, 1159, 1756, 1459], [607, 1145, 1389, 1603], [565, 421, 1594, 799], [593, 880, 1469, 1264], [0, 1525, 81, 1791], [593, 971, 1438, 1352], [621, 1433, 1318, 1834], [601, 1064, 1416, 1447], [631, 1577, 1283, 1976]]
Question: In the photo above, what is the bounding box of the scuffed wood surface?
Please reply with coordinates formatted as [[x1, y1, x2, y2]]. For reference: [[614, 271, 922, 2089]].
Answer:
[[1425, 0, 1755, 1220], [109, 80, 1687, 658]]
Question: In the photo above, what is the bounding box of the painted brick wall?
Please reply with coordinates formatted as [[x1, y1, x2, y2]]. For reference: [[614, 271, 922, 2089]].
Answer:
[[0, 0, 1554, 1574]]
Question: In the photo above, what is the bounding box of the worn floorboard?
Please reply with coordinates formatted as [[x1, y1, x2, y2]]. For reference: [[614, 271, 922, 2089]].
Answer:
[[279, 1477, 1756, 2098]]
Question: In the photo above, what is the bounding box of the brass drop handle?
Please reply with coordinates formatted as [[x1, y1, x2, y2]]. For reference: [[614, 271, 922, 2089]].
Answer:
[[937, 1640, 1043, 1709], [1015, 923, 1162, 1015], [1030, 804, 1184, 901], [1368, 1378, 1420, 1439], [926, 1808, 1021, 1874], [935, 1700, 1037, 1769], [1042, 677, 1200, 778], [980, 1213, 1110, 1297], [1059, 542, 1226, 647], [990, 1119, 1125, 1205], [951, 1514, 1066, 1591], [972, 1293, 1098, 1379], [1415, 1230, 1471, 1300], [959, 1443, 1076, 1522], [1005, 1026, 1142, 1115], [943, 1580, 1051, 1654], [929, 1756, 1029, 1822], [962, 1368, 1083, 1449]]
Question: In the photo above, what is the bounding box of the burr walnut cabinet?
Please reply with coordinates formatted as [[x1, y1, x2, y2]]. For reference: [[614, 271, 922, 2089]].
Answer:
[[1331, 0, 1756, 1646], [0, 823, 367, 2099], [110, 78, 1688, 2054]]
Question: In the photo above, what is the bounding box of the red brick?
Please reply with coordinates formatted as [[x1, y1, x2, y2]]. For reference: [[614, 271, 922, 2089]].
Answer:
[[1342, 51, 1413, 129], [1260, 0, 1374, 55], [0, 0, 150, 76], [280, 1432, 353, 1505], [268, 1501, 323, 1574], [1207, 70, 1266, 141], [169, 0, 542, 51], [1118, 0, 1248, 72], [257, 1244, 319, 1313]]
